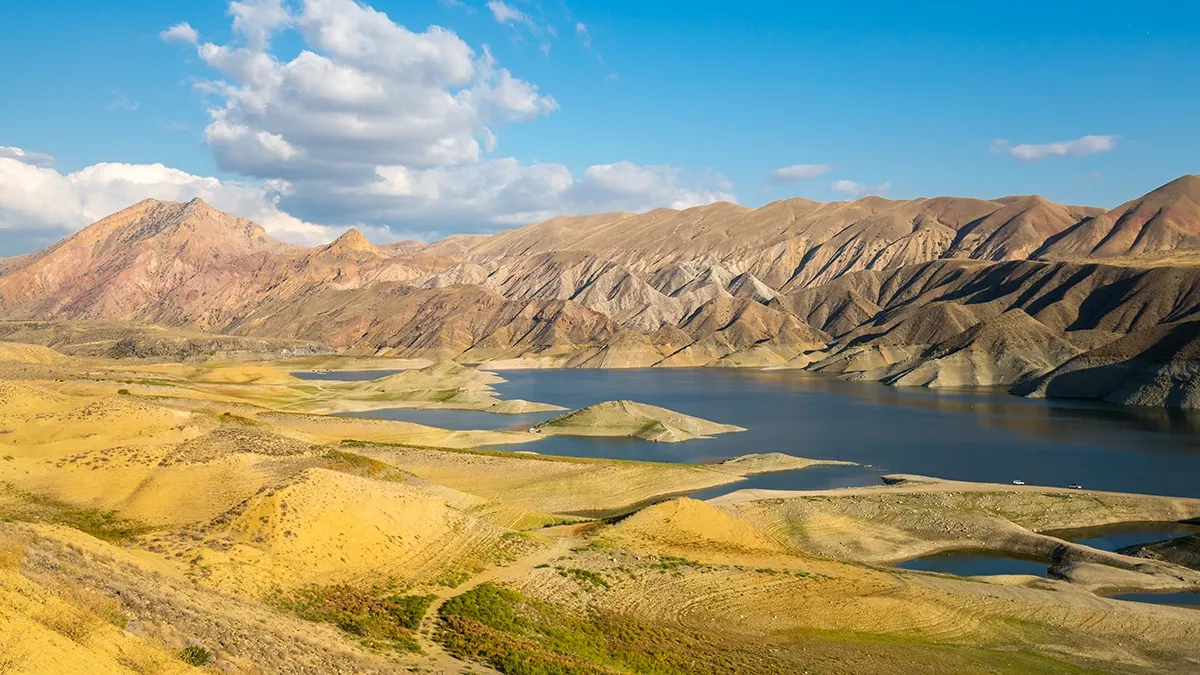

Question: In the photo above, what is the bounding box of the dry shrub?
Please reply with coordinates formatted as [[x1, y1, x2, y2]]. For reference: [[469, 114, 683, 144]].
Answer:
[[0, 543, 23, 570], [36, 581, 129, 644], [0, 530, 26, 571], [116, 644, 170, 675], [36, 599, 105, 644]]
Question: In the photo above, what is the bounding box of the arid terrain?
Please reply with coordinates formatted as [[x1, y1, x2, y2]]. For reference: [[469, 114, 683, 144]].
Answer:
[[1, 342, 1199, 674], [2, 175, 1200, 409], [3, 179, 1200, 673]]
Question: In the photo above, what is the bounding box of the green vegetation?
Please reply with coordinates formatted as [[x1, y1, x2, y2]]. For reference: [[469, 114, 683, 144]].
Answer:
[[268, 584, 434, 653], [650, 555, 700, 571], [0, 483, 150, 543], [434, 568, 473, 588], [557, 568, 609, 590], [569, 538, 614, 553], [438, 583, 704, 674], [439, 584, 1106, 675], [178, 645, 211, 666], [321, 449, 411, 483]]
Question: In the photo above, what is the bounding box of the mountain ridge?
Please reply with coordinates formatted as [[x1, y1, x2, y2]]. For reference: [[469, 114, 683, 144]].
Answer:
[[5, 176, 1200, 406]]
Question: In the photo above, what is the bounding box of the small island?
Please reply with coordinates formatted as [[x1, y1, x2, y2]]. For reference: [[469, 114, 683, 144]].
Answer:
[[534, 399, 746, 443]]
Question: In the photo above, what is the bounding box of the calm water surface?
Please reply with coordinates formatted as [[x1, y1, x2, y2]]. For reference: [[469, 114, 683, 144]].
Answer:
[[1051, 523, 1200, 551], [301, 368, 1200, 498], [895, 552, 1050, 577], [1111, 592, 1200, 609]]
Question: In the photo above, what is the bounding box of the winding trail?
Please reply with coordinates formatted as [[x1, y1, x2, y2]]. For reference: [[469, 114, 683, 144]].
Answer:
[[410, 523, 585, 673]]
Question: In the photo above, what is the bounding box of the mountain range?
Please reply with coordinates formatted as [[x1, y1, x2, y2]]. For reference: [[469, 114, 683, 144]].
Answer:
[[4, 174, 1200, 406]]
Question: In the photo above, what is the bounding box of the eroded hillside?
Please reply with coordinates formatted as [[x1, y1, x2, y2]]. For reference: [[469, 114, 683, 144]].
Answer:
[[3, 176, 1200, 406]]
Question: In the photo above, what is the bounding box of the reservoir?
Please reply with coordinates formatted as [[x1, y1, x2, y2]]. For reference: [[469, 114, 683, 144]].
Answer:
[[894, 551, 1050, 577], [299, 367, 1200, 499]]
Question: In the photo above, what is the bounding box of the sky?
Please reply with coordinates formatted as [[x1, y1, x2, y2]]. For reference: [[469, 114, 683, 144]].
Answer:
[[1, 0, 1198, 255]]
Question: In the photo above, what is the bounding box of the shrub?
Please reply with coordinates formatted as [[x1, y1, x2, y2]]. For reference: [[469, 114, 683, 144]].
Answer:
[[557, 568, 609, 590], [269, 584, 434, 653], [179, 645, 211, 666]]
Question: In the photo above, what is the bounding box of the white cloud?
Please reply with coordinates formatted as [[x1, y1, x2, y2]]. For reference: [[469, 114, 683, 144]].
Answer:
[[337, 159, 735, 227], [605, 73, 619, 83], [229, 0, 292, 50], [991, 135, 1118, 162], [487, 1, 532, 27], [160, 22, 199, 44], [0, 149, 335, 249], [180, 0, 554, 180], [106, 93, 140, 112], [0, 147, 55, 168], [147, 0, 734, 235], [576, 21, 591, 50], [831, 179, 892, 199], [768, 164, 834, 182]]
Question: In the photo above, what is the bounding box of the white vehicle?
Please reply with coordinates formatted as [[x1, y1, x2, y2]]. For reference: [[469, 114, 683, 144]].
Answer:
[[1012, 480, 1025, 485]]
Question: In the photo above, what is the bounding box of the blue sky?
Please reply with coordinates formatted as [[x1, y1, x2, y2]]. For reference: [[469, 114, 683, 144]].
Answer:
[[1, 0, 1198, 254]]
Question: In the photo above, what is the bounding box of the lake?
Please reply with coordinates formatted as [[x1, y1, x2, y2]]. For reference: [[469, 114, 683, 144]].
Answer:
[[1051, 523, 1200, 552], [894, 551, 1050, 577], [299, 367, 1200, 499], [1110, 592, 1200, 609]]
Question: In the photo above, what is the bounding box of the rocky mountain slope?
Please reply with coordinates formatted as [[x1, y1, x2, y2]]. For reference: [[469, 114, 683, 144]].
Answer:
[[3, 175, 1200, 405]]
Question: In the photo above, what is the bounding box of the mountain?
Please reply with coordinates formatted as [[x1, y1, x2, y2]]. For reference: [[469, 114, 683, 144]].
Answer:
[[0, 198, 289, 320], [1018, 320, 1200, 407], [1035, 175, 1200, 259], [6, 176, 1200, 405], [0, 254, 29, 274], [861, 309, 1082, 387]]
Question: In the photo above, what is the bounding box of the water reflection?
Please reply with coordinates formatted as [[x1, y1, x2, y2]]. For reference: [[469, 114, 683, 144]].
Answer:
[[295, 367, 1200, 498], [686, 464, 884, 501], [1110, 592, 1200, 609], [895, 551, 1049, 577], [1049, 523, 1200, 552], [333, 407, 555, 431]]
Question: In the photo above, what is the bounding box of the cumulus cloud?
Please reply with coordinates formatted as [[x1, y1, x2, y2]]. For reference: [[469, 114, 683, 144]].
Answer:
[[768, 164, 834, 182], [0, 148, 338, 255], [185, 0, 556, 180], [149, 0, 735, 236], [0, 147, 55, 168], [229, 0, 293, 50], [991, 135, 1118, 162], [831, 179, 892, 199], [160, 22, 199, 44]]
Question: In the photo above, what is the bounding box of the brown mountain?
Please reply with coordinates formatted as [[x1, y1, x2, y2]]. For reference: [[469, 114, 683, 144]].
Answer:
[[1035, 175, 1200, 259], [5, 176, 1200, 405], [0, 198, 290, 320]]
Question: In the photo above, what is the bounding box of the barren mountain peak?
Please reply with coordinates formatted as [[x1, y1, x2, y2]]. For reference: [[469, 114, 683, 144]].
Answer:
[[327, 227, 379, 253]]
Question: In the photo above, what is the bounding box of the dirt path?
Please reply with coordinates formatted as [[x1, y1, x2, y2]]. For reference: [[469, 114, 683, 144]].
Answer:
[[411, 524, 585, 673]]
